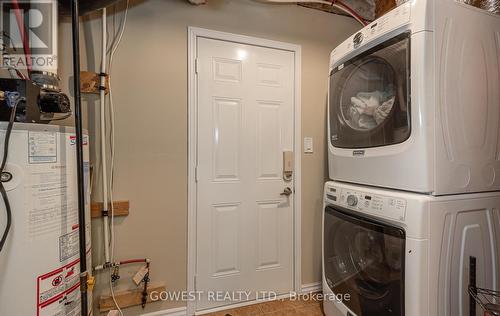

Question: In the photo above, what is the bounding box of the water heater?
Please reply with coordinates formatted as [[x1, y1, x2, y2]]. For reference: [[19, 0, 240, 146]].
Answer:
[[0, 123, 92, 316]]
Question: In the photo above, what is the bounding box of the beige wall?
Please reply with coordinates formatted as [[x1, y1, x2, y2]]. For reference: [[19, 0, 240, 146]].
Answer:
[[60, 0, 359, 314]]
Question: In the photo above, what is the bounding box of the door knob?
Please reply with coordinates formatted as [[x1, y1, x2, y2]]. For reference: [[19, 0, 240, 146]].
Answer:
[[280, 187, 293, 196]]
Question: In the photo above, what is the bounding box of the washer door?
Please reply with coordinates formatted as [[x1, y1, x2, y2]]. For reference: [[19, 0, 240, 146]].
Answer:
[[329, 33, 411, 149], [324, 206, 405, 316]]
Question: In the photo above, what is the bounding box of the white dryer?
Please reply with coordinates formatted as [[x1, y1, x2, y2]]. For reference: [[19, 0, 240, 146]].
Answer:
[[322, 181, 500, 316], [328, 0, 500, 195]]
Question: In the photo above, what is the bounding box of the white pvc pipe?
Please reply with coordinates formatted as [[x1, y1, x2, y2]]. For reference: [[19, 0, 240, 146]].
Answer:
[[100, 7, 110, 264]]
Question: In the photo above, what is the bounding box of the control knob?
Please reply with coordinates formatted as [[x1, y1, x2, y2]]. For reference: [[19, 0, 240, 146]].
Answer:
[[347, 195, 358, 207]]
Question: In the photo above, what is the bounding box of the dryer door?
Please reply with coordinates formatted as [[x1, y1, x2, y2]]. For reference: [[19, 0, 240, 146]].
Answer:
[[329, 33, 411, 149], [324, 206, 406, 316]]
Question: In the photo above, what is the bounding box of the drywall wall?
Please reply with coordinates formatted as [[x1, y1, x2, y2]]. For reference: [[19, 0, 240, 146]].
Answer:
[[59, 0, 360, 314]]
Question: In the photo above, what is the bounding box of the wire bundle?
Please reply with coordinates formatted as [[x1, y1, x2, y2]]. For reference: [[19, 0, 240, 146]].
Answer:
[[0, 93, 24, 253]]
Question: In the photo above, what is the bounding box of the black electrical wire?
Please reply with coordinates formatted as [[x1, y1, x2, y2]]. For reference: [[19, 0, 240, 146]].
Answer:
[[0, 95, 23, 253]]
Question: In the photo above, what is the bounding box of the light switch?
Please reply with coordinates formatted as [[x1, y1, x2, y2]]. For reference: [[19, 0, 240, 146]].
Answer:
[[304, 137, 313, 153]]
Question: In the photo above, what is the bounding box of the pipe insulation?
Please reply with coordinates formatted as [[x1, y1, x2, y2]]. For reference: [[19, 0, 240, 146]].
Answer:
[[457, 0, 499, 14], [59, 0, 122, 15], [257, 0, 369, 25]]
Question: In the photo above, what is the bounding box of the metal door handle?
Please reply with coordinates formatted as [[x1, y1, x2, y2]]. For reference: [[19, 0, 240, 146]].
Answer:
[[280, 187, 292, 196]]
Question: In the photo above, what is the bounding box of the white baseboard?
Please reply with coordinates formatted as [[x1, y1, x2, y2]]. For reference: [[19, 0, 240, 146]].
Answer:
[[301, 282, 322, 294], [140, 306, 187, 316]]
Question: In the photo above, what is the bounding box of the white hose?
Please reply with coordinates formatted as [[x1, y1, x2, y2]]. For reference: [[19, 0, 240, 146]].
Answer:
[[100, 8, 122, 315], [108, 1, 130, 315], [109, 0, 129, 269]]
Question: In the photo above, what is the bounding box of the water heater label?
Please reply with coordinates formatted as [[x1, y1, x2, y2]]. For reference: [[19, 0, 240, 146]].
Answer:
[[59, 230, 79, 262], [28, 164, 78, 238], [28, 132, 57, 164]]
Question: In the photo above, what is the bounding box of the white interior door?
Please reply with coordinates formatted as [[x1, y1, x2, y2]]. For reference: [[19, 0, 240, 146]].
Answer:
[[196, 37, 296, 311]]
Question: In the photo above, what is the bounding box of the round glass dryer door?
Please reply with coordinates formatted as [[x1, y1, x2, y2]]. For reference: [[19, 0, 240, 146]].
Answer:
[[329, 33, 411, 149]]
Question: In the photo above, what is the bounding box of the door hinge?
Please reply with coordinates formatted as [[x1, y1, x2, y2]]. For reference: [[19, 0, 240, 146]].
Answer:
[[195, 58, 199, 74], [195, 166, 198, 182], [194, 275, 197, 290]]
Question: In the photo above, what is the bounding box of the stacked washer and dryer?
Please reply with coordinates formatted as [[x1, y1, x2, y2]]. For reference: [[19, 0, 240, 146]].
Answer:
[[322, 1, 500, 316]]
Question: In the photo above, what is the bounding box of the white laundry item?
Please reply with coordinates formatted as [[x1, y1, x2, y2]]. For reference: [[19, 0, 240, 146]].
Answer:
[[348, 90, 394, 130], [350, 90, 385, 116], [374, 96, 396, 125], [348, 107, 377, 129], [349, 106, 361, 128], [358, 114, 378, 129]]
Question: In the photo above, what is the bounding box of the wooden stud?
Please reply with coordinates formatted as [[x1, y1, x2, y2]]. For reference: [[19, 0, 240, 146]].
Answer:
[[99, 283, 166, 312], [91, 200, 130, 218], [81, 71, 109, 94]]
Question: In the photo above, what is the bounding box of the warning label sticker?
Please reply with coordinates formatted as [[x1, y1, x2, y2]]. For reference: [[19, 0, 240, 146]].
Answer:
[[69, 135, 88, 146], [37, 259, 81, 316], [29, 132, 57, 164]]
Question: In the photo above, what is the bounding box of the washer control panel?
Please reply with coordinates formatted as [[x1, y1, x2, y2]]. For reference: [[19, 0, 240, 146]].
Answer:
[[330, 1, 411, 68], [325, 185, 407, 221], [346, 194, 358, 207]]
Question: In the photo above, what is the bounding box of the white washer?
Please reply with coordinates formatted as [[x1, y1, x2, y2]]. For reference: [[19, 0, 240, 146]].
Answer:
[[328, 1, 500, 195], [322, 181, 500, 316]]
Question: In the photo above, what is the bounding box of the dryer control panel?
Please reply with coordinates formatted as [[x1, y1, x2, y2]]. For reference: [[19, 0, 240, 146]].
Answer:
[[325, 185, 407, 221]]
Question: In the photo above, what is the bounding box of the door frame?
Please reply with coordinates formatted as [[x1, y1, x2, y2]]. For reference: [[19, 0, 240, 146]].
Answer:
[[187, 27, 302, 315]]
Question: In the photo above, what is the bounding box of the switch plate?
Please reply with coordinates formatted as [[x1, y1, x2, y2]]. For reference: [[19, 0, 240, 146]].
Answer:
[[304, 137, 313, 153]]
